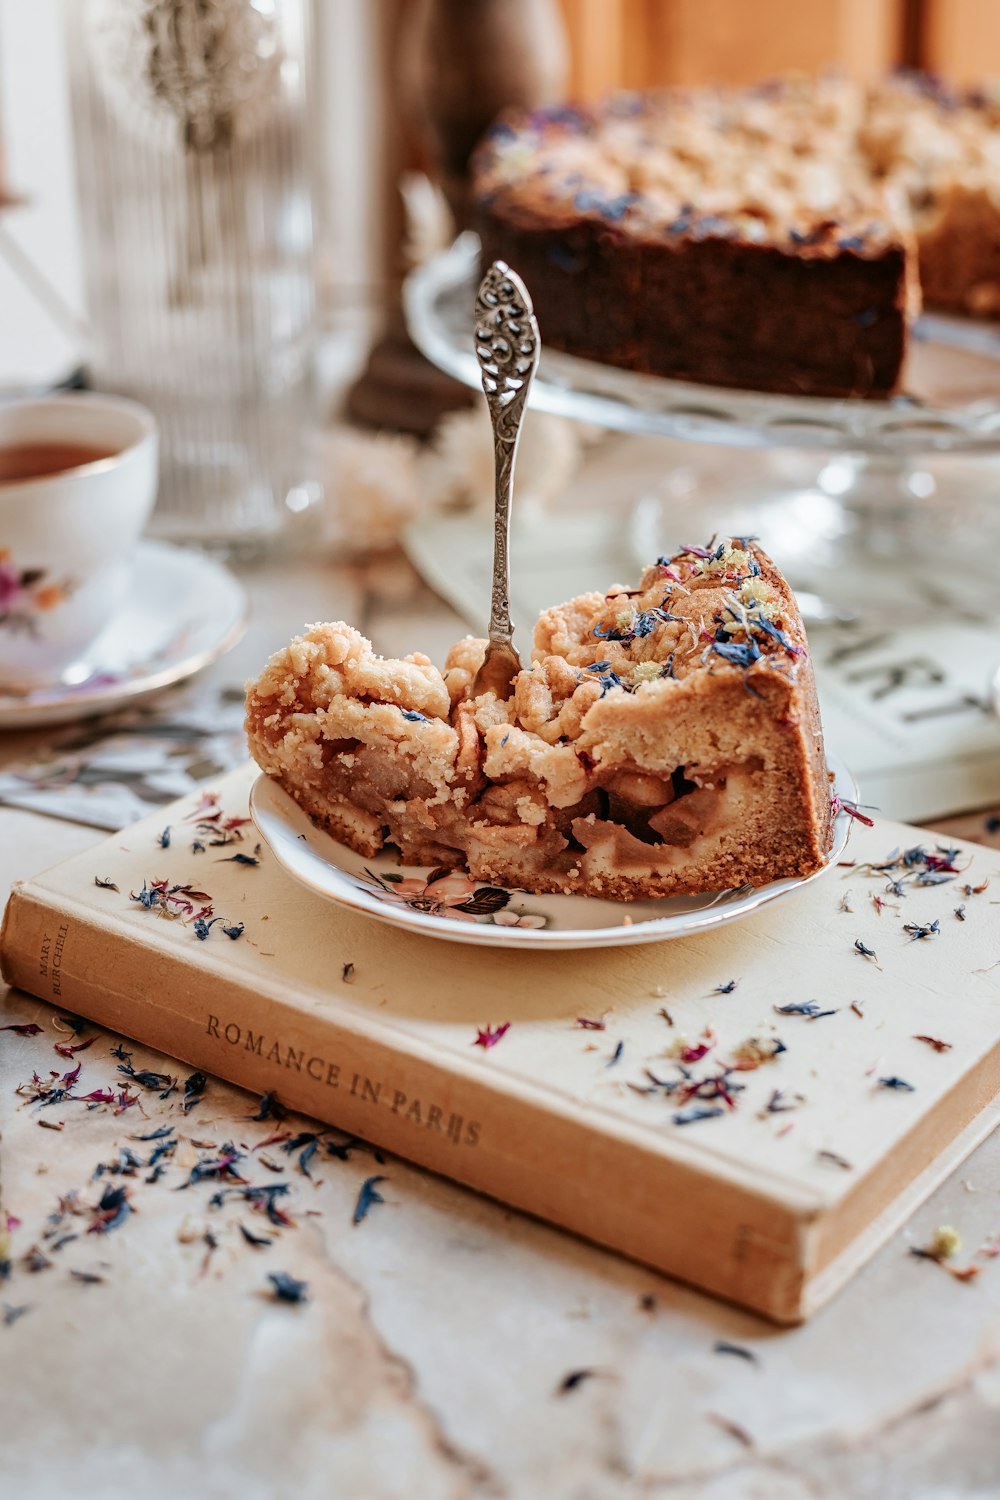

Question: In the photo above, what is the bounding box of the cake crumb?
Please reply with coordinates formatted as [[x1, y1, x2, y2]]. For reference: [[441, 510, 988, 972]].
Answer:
[[929, 1225, 962, 1260]]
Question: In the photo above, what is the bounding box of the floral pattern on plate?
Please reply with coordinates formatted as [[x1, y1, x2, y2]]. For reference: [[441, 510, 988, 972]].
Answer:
[[358, 867, 548, 929]]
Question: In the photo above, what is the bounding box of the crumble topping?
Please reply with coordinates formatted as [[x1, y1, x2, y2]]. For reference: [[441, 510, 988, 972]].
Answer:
[[475, 73, 999, 262]]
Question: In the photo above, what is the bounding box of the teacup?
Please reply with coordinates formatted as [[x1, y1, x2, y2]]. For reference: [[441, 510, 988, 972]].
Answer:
[[0, 393, 158, 692]]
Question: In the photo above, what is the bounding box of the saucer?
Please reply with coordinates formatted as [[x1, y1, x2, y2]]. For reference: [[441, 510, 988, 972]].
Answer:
[[250, 755, 857, 951], [0, 539, 248, 730]]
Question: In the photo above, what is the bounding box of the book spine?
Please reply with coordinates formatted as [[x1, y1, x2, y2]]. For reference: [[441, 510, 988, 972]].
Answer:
[[1, 881, 810, 1323]]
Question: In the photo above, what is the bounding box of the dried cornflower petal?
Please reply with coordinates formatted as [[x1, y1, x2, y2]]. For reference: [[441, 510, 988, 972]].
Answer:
[[267, 1271, 308, 1304], [353, 1175, 387, 1225]]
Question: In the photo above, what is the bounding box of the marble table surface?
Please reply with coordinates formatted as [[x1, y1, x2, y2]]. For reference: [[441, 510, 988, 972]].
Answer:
[[3, 548, 1000, 1500]]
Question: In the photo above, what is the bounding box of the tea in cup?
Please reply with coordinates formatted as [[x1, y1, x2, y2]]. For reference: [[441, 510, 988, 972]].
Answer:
[[0, 393, 158, 692]]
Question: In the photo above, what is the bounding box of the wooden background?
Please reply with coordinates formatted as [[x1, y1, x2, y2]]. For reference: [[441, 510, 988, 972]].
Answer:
[[555, 0, 1000, 94]]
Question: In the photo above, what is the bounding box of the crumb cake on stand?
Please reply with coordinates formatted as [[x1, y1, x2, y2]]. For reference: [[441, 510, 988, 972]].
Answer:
[[471, 75, 1000, 399], [403, 73, 1000, 620], [405, 232, 1000, 620]]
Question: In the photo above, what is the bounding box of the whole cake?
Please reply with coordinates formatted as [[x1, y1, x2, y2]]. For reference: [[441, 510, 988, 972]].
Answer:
[[473, 73, 1000, 399], [245, 540, 832, 900]]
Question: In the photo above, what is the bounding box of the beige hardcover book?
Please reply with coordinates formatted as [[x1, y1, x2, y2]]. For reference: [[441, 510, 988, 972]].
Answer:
[[3, 764, 999, 1323]]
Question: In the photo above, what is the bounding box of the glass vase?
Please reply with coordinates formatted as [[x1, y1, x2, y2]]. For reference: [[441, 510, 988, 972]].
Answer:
[[65, 0, 320, 550]]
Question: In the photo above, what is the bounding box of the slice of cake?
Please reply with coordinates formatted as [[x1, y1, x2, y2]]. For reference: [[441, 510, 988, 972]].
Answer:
[[245, 541, 833, 900]]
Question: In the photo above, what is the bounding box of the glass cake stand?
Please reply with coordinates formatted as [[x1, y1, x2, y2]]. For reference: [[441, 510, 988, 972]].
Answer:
[[404, 232, 1000, 618]]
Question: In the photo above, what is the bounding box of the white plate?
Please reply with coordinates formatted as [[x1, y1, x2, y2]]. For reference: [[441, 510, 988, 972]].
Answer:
[[0, 539, 248, 730], [250, 756, 858, 951]]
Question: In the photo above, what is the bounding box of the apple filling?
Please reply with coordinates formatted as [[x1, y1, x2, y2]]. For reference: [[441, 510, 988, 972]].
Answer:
[[316, 745, 765, 884]]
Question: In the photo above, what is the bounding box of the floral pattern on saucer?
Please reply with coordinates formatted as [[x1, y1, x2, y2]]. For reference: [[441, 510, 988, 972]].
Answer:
[[0, 540, 247, 731], [0, 550, 74, 636], [358, 867, 548, 929]]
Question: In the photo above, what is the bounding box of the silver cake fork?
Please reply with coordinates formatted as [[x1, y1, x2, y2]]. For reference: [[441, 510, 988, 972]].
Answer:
[[470, 260, 540, 701]]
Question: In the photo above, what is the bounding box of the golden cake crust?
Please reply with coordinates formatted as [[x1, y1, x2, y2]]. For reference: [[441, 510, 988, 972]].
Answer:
[[246, 542, 833, 900]]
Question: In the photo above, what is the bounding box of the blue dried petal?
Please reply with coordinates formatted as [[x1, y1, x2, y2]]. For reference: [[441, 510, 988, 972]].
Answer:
[[267, 1271, 308, 1304], [750, 613, 798, 652], [95, 1184, 131, 1233], [774, 1001, 835, 1017], [714, 1341, 757, 1363], [240, 1224, 273, 1248], [574, 190, 607, 213], [711, 639, 762, 668], [904, 919, 941, 941], [539, 105, 585, 129], [673, 1105, 725, 1126], [692, 215, 732, 240], [602, 193, 635, 221], [789, 226, 827, 246], [353, 1175, 388, 1225]]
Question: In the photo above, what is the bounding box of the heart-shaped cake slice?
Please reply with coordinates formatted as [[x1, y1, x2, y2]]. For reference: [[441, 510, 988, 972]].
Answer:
[[245, 540, 833, 899]]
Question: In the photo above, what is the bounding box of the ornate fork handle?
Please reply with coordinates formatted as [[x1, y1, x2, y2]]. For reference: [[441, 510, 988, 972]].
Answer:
[[474, 261, 540, 656]]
